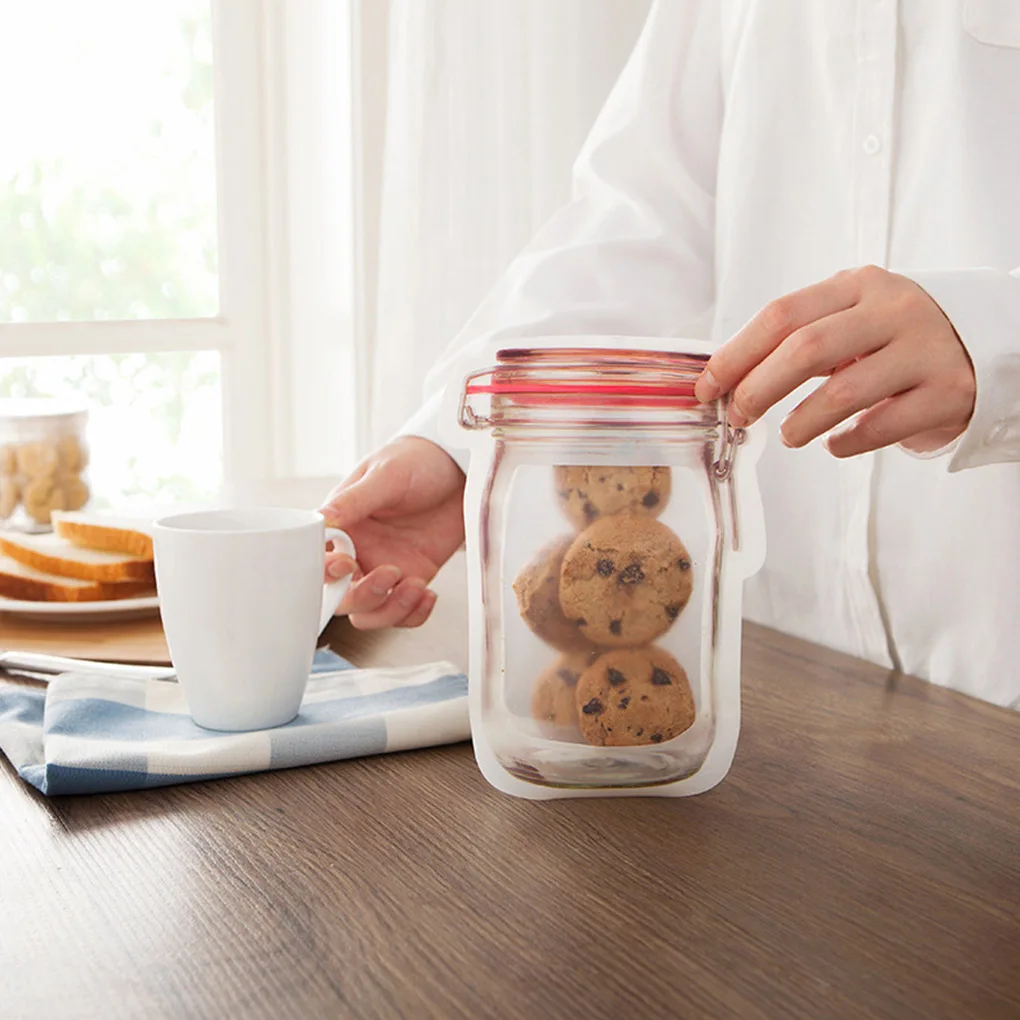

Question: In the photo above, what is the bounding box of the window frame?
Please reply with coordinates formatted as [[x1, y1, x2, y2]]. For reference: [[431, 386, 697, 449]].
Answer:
[[0, 0, 359, 493]]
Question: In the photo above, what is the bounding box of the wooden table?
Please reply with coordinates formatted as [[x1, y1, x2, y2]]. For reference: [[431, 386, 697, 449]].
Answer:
[[0, 608, 170, 665], [2, 558, 1018, 1020]]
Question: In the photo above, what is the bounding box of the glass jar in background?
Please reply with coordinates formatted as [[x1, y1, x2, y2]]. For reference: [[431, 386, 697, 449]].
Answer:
[[0, 400, 91, 530], [444, 341, 765, 800]]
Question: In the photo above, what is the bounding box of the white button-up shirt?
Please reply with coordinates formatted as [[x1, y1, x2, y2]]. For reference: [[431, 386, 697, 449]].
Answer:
[[403, 0, 1020, 708]]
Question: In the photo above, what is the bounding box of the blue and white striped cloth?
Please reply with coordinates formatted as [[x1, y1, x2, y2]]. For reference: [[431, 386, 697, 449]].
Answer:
[[0, 650, 469, 796]]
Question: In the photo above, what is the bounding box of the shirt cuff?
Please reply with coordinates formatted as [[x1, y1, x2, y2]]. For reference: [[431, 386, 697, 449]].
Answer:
[[903, 268, 1020, 472], [391, 390, 471, 476], [897, 434, 962, 463]]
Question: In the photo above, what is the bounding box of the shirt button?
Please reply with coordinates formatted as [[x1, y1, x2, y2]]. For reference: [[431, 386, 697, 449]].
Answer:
[[863, 134, 882, 156]]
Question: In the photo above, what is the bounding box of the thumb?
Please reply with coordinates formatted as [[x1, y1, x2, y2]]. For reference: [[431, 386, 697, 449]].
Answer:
[[319, 462, 399, 530]]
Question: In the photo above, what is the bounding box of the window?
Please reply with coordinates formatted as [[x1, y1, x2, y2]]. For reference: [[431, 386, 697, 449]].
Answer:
[[0, 0, 357, 511]]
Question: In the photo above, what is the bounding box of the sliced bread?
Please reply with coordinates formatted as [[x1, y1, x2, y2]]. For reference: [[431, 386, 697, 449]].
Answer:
[[51, 511, 154, 559], [0, 531, 155, 584], [0, 552, 155, 603]]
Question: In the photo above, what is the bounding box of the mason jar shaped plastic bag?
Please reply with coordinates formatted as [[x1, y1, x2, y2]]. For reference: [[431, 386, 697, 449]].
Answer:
[[440, 339, 765, 799]]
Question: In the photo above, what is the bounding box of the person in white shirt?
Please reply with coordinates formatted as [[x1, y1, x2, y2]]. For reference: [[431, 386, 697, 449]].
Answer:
[[321, 0, 1020, 709]]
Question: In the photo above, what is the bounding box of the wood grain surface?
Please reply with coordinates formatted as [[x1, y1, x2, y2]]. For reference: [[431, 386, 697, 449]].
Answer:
[[0, 609, 170, 664], [1, 555, 1018, 1020]]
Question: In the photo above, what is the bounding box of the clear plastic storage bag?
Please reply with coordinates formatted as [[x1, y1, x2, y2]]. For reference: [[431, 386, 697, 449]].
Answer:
[[441, 340, 765, 799]]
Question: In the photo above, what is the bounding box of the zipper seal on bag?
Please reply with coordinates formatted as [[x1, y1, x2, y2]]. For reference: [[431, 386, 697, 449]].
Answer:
[[713, 422, 745, 551]]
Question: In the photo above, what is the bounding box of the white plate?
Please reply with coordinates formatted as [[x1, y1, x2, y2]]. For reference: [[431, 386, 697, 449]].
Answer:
[[0, 594, 160, 622]]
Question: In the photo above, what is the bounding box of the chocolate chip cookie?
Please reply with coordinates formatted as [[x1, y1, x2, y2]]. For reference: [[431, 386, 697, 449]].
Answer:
[[575, 646, 695, 747], [558, 514, 693, 647], [554, 465, 671, 529], [513, 535, 595, 652], [530, 649, 599, 735]]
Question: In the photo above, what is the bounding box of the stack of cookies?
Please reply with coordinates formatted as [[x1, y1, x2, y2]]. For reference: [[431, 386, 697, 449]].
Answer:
[[0, 433, 90, 525], [513, 465, 696, 747]]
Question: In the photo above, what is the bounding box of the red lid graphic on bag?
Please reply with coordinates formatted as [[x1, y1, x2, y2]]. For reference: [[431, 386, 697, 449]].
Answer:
[[463, 348, 709, 410]]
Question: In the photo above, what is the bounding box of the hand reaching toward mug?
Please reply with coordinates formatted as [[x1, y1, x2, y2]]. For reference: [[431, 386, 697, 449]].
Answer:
[[319, 437, 466, 629], [694, 266, 976, 456]]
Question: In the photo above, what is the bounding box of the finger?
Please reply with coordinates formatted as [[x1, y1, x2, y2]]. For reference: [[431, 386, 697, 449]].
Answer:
[[338, 564, 403, 616], [396, 588, 438, 629], [326, 559, 362, 586], [824, 388, 957, 458], [696, 271, 862, 403], [727, 308, 889, 428], [778, 344, 921, 448], [319, 462, 394, 530], [325, 551, 357, 581], [348, 577, 428, 630]]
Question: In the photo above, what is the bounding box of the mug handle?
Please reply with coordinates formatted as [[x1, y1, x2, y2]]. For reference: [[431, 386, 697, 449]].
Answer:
[[319, 527, 357, 634]]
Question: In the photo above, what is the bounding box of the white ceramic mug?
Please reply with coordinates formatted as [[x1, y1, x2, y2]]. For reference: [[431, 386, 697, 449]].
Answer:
[[152, 507, 355, 731]]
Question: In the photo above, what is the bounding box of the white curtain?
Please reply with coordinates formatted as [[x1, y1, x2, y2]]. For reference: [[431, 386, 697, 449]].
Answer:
[[359, 0, 653, 449]]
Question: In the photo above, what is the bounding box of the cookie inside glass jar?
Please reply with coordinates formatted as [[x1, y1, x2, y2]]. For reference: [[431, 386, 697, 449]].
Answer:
[[513, 534, 596, 653], [554, 465, 671, 529], [530, 648, 599, 740], [0, 400, 91, 528], [575, 645, 696, 747], [558, 513, 693, 648]]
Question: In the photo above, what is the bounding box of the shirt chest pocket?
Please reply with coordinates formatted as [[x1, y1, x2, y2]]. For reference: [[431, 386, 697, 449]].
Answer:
[[963, 0, 1020, 48]]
